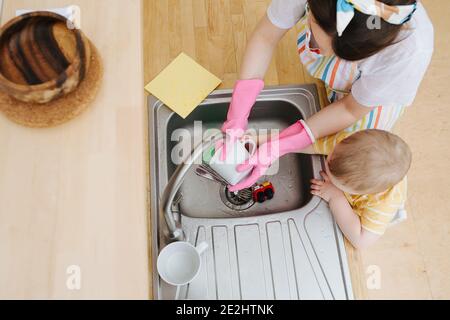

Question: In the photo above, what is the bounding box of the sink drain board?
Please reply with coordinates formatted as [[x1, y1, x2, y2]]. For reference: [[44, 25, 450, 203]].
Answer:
[[159, 201, 353, 300]]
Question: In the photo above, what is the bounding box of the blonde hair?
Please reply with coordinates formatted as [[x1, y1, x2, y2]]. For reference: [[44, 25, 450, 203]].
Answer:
[[329, 130, 412, 194]]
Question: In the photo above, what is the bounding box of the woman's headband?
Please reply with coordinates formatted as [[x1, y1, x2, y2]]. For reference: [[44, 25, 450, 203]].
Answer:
[[336, 0, 417, 36]]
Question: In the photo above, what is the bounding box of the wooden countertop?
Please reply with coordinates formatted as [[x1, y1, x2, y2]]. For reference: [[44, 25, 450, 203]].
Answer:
[[0, 0, 150, 299], [0, 0, 366, 300]]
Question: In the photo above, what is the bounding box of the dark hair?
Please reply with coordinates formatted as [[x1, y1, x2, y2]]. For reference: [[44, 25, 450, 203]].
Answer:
[[308, 0, 416, 61]]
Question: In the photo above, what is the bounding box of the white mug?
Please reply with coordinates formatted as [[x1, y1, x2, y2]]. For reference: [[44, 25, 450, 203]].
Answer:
[[209, 136, 257, 186], [157, 241, 208, 299]]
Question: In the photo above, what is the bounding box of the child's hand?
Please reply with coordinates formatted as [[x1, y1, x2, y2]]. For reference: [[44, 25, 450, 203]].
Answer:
[[310, 171, 343, 203]]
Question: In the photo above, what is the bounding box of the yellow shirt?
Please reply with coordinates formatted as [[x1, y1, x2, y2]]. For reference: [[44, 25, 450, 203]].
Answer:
[[314, 131, 353, 155], [344, 178, 408, 235], [315, 131, 408, 235]]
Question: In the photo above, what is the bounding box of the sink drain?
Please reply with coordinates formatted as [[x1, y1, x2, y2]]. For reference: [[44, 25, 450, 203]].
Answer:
[[220, 186, 255, 211]]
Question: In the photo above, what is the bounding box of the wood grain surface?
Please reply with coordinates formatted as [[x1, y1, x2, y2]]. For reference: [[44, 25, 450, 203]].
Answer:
[[0, 0, 150, 299]]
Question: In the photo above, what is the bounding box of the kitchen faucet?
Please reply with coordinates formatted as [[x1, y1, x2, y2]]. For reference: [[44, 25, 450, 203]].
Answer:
[[160, 132, 226, 241]]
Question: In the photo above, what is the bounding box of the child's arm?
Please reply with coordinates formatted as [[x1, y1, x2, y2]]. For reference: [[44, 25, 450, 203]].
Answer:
[[311, 172, 381, 249], [327, 192, 381, 249]]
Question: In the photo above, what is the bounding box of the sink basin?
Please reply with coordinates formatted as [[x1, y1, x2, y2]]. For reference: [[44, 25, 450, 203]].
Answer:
[[148, 85, 353, 300], [167, 100, 314, 218]]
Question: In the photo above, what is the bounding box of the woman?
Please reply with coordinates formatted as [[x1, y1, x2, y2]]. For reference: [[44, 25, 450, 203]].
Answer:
[[219, 0, 434, 192]]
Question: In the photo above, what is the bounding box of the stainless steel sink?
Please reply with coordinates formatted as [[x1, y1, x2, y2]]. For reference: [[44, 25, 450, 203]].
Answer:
[[148, 85, 353, 300], [168, 100, 313, 219]]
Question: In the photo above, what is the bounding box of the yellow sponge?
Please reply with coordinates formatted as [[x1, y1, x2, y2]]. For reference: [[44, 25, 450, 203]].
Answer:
[[145, 53, 222, 119]]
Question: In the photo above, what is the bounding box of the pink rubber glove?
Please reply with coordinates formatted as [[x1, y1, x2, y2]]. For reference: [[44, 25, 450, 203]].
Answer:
[[228, 120, 315, 192], [217, 79, 265, 161]]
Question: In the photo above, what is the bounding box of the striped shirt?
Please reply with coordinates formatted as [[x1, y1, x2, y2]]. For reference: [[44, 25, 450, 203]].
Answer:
[[344, 178, 407, 235]]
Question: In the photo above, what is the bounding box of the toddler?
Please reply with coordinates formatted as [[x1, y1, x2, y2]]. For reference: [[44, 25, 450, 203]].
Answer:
[[310, 129, 411, 249]]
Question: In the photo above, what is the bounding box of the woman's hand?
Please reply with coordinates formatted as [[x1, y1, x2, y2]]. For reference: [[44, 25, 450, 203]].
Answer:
[[310, 171, 344, 202], [229, 121, 314, 192]]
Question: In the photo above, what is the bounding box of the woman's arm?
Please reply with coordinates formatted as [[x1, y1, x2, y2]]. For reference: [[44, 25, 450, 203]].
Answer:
[[246, 88, 374, 154], [240, 15, 373, 154], [248, 130, 317, 154], [240, 14, 290, 80], [306, 94, 375, 140], [240, 14, 374, 147]]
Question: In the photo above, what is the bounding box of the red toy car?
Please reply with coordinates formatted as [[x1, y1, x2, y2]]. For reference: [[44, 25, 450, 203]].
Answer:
[[252, 182, 275, 203]]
